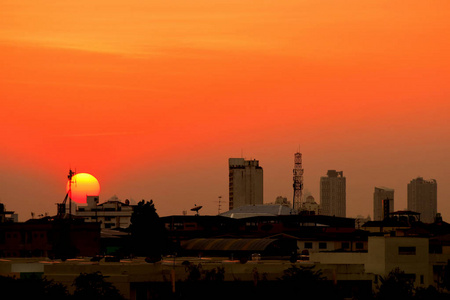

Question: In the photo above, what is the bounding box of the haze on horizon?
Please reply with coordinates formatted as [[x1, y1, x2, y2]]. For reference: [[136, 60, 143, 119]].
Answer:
[[1, 0, 449, 221]]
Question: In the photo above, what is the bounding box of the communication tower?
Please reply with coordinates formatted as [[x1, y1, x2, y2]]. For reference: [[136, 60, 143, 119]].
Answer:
[[58, 169, 76, 218], [293, 152, 304, 212]]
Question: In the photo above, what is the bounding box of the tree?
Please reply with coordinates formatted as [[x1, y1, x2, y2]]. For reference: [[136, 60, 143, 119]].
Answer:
[[129, 199, 167, 258], [414, 285, 450, 300], [180, 263, 226, 300], [72, 271, 124, 300], [0, 275, 70, 300], [376, 268, 414, 300], [278, 264, 338, 299]]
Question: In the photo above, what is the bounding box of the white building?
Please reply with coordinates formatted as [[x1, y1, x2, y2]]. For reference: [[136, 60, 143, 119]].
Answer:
[[373, 187, 394, 221], [320, 170, 346, 217], [228, 158, 263, 210], [76, 196, 135, 229], [407, 177, 437, 223], [310, 235, 445, 289]]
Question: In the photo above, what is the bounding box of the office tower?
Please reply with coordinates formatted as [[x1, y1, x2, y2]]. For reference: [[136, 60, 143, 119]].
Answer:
[[407, 177, 437, 223], [228, 158, 263, 210], [293, 152, 304, 212], [373, 187, 394, 221], [320, 170, 346, 217]]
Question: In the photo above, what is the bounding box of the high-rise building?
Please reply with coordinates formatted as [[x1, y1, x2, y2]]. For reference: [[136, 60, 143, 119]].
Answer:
[[293, 152, 304, 212], [407, 177, 437, 223], [228, 158, 263, 210], [373, 187, 394, 221], [320, 170, 346, 217]]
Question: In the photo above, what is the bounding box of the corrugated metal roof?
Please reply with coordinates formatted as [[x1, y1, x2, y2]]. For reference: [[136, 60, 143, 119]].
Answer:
[[219, 205, 294, 218], [182, 238, 278, 251]]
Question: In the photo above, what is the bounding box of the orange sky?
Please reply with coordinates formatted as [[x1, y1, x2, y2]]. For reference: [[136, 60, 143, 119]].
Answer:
[[1, 0, 449, 221]]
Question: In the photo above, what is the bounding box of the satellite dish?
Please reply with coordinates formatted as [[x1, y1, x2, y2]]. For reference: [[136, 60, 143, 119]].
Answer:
[[190, 205, 203, 215]]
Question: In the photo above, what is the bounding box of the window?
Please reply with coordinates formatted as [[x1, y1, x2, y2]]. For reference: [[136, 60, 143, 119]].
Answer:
[[341, 242, 350, 249], [356, 242, 364, 250], [319, 242, 327, 249], [399, 246, 416, 255], [304, 242, 313, 249]]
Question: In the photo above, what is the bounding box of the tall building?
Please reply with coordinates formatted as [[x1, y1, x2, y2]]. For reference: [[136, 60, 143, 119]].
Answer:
[[293, 152, 304, 212], [373, 187, 394, 221], [407, 177, 437, 223], [320, 170, 346, 217], [228, 158, 263, 210]]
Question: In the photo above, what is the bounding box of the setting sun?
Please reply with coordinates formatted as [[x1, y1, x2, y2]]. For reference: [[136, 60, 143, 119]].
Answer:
[[66, 173, 100, 204]]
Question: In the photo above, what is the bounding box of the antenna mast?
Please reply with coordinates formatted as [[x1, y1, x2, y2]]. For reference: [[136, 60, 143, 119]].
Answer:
[[68, 169, 76, 218], [293, 152, 304, 212], [217, 196, 222, 215]]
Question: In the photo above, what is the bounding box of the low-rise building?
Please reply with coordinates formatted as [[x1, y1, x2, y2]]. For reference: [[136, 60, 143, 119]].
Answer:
[[0, 203, 18, 223], [76, 196, 135, 229], [0, 218, 100, 258]]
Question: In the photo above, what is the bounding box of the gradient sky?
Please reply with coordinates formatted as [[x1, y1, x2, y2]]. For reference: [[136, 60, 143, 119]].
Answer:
[[1, 0, 449, 221]]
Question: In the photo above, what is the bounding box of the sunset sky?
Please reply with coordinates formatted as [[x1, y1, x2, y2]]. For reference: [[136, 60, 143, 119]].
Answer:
[[1, 0, 449, 221]]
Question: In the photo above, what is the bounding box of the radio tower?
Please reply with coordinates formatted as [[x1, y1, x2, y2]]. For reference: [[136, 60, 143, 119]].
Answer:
[[293, 152, 304, 212]]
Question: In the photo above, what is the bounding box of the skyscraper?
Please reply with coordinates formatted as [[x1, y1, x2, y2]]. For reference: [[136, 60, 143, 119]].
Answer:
[[320, 170, 346, 217], [228, 158, 263, 210], [407, 177, 437, 223], [373, 187, 394, 221]]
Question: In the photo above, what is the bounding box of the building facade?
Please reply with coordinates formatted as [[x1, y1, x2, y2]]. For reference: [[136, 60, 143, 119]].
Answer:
[[407, 177, 437, 223], [320, 170, 346, 217], [76, 196, 135, 229], [373, 187, 394, 221], [0, 219, 100, 258], [228, 158, 263, 210], [301, 195, 320, 215]]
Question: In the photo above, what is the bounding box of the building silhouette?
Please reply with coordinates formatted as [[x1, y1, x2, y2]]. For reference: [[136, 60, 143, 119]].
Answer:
[[228, 158, 263, 210], [320, 170, 346, 217], [407, 177, 437, 223], [373, 187, 394, 221]]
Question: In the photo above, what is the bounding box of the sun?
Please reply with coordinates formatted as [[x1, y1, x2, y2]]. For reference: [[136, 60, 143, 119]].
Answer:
[[66, 173, 100, 204]]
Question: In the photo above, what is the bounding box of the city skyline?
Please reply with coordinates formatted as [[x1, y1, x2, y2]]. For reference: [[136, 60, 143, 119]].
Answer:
[[0, 154, 446, 222], [1, 1, 449, 221]]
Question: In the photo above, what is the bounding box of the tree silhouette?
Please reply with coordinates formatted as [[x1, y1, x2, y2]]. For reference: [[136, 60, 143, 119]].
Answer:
[[376, 268, 414, 300], [414, 285, 450, 300], [0, 275, 70, 300], [278, 265, 338, 299], [72, 271, 124, 300], [129, 199, 167, 259]]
